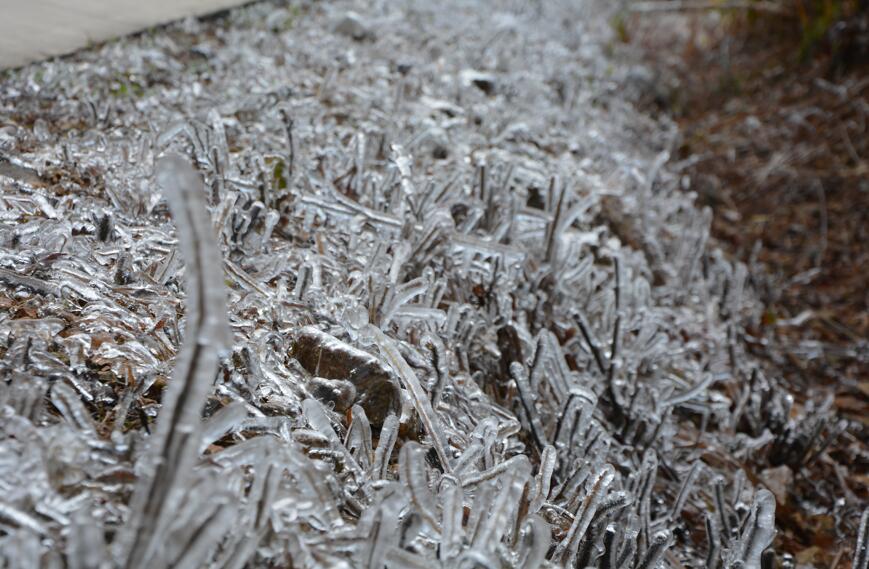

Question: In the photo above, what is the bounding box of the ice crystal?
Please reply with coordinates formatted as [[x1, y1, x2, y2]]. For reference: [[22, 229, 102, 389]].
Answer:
[[0, 0, 860, 567]]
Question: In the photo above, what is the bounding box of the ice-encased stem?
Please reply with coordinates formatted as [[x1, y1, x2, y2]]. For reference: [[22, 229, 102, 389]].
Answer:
[[399, 441, 440, 529], [439, 475, 464, 562], [119, 154, 230, 568], [370, 326, 453, 473], [735, 489, 776, 568], [855, 508, 869, 569], [553, 464, 615, 566], [529, 445, 556, 513], [372, 413, 400, 480], [470, 455, 531, 552]]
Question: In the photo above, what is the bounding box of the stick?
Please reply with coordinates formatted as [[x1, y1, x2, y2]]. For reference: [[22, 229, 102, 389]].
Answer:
[[630, 1, 788, 14]]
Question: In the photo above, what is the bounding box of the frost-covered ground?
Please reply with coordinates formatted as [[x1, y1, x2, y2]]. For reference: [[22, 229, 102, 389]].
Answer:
[[0, 1, 862, 568]]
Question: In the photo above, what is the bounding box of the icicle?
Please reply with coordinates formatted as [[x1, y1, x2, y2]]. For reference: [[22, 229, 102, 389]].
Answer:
[[381, 277, 428, 327], [358, 483, 406, 569], [665, 373, 716, 407], [594, 491, 632, 522], [421, 333, 450, 407], [67, 507, 107, 569], [453, 440, 484, 475], [49, 382, 96, 435], [346, 404, 374, 470], [529, 445, 556, 513], [670, 461, 702, 521], [199, 402, 248, 454], [854, 508, 869, 569], [385, 548, 438, 569], [509, 362, 547, 451], [302, 398, 367, 485], [529, 330, 572, 402], [713, 476, 732, 540], [518, 515, 550, 569], [636, 529, 671, 569], [705, 513, 722, 569], [461, 454, 529, 488], [0, 501, 49, 535], [171, 495, 238, 569], [732, 489, 776, 568], [601, 524, 620, 569]]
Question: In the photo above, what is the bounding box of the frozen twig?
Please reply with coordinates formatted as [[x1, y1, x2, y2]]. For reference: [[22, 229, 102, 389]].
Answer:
[[630, 1, 788, 14], [853, 508, 869, 569]]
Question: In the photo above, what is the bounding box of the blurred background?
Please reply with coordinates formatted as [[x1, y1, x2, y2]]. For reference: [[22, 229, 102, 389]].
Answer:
[[616, 2, 868, 566]]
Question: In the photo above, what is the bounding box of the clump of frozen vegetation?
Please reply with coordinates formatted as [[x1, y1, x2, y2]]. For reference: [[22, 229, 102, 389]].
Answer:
[[0, 0, 863, 567]]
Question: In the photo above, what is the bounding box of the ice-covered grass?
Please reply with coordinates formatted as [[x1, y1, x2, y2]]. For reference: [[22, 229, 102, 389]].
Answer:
[[0, 0, 862, 567]]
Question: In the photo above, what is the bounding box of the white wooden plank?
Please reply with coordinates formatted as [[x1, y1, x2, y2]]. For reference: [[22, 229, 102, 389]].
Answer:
[[0, 0, 249, 69]]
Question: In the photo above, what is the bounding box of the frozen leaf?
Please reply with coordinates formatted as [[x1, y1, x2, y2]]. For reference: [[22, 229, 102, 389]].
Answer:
[[291, 327, 400, 426]]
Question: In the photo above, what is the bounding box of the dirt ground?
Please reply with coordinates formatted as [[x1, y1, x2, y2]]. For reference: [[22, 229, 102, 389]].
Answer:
[[622, 6, 869, 566]]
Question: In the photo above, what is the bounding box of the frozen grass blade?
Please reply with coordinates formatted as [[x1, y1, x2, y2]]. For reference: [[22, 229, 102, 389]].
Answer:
[[399, 441, 440, 529], [119, 154, 230, 568], [732, 489, 776, 568], [370, 327, 453, 474]]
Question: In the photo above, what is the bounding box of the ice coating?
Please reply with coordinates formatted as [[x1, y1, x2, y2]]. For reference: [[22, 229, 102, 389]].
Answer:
[[1, 0, 854, 567], [120, 154, 230, 568], [729, 489, 777, 569]]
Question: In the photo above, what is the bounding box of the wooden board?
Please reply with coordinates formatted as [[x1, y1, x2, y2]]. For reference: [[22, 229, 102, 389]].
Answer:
[[0, 0, 249, 69]]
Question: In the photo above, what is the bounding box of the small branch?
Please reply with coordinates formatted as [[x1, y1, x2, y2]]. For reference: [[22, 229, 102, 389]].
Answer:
[[630, 1, 788, 14], [814, 179, 828, 269], [574, 311, 607, 375], [279, 108, 295, 177], [854, 507, 869, 569]]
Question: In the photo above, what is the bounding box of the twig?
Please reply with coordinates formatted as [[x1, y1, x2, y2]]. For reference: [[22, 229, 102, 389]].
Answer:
[[814, 179, 828, 269], [607, 257, 625, 418], [421, 333, 449, 407], [0, 267, 60, 297], [509, 362, 548, 451], [854, 507, 869, 569], [670, 461, 702, 521], [544, 175, 565, 263], [735, 490, 776, 568], [399, 442, 440, 528], [630, 1, 788, 14], [574, 311, 607, 375], [637, 530, 671, 569], [705, 514, 721, 569], [279, 109, 295, 177]]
